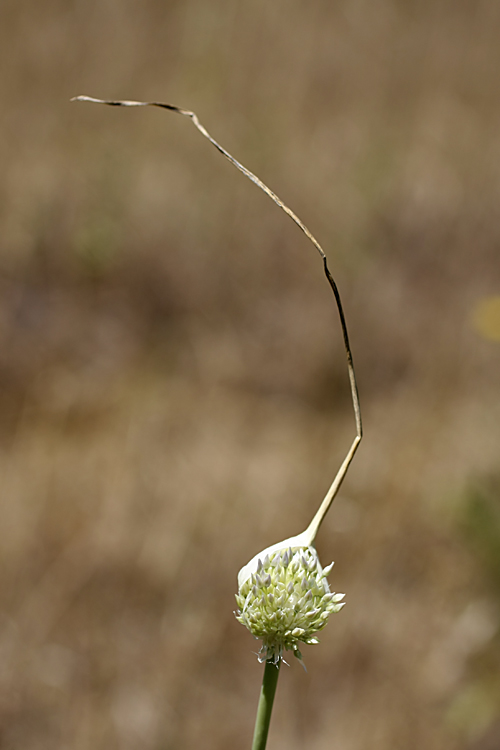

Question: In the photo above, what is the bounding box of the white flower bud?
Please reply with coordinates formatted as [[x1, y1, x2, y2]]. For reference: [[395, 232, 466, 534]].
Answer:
[[235, 545, 344, 664]]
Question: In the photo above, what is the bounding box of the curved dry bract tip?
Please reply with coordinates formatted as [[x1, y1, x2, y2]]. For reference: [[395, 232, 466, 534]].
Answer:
[[71, 94, 362, 537], [72, 95, 157, 107]]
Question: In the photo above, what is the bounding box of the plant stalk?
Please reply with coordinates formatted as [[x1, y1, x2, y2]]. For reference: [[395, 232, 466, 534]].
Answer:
[[251, 659, 281, 750]]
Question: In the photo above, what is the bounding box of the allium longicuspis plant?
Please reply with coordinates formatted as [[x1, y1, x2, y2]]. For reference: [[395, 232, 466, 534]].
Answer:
[[72, 94, 363, 748]]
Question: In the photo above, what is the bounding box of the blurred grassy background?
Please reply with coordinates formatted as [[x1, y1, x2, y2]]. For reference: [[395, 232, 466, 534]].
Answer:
[[1, 0, 500, 748]]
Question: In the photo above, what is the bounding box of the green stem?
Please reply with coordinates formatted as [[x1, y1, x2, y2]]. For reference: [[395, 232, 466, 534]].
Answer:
[[251, 659, 281, 750]]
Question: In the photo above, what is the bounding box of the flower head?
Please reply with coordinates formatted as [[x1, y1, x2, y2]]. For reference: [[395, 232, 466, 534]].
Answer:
[[235, 546, 345, 664]]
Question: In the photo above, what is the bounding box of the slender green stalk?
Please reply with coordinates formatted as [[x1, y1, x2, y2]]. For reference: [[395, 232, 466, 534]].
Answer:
[[252, 659, 281, 750]]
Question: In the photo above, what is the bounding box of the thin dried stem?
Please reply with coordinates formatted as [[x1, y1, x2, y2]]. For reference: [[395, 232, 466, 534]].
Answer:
[[72, 95, 363, 541]]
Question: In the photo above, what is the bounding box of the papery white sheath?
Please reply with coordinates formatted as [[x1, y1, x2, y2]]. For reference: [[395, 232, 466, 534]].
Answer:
[[72, 94, 363, 659]]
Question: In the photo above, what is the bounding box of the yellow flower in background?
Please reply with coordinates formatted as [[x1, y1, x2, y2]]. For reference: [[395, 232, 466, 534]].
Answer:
[[472, 296, 500, 342]]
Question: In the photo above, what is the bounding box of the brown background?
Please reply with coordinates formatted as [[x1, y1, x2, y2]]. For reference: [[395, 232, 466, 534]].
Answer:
[[1, 1, 500, 748]]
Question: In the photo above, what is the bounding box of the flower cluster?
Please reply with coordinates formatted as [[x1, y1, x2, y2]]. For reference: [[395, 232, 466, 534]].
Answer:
[[235, 546, 345, 664]]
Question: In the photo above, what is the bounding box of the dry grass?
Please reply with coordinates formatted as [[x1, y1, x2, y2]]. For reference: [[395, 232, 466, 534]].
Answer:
[[1, 1, 500, 748]]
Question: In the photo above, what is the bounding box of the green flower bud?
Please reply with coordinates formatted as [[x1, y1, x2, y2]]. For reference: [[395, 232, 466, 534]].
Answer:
[[235, 546, 344, 664]]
